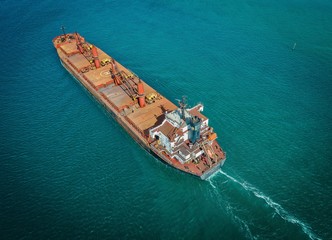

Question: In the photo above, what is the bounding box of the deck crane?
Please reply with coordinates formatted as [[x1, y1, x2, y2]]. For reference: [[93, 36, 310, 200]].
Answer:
[[110, 59, 123, 86], [110, 59, 137, 98], [74, 32, 84, 54], [110, 59, 145, 107], [119, 71, 137, 99]]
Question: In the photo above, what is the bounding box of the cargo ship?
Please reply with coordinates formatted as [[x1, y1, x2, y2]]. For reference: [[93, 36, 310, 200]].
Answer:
[[52, 29, 226, 179]]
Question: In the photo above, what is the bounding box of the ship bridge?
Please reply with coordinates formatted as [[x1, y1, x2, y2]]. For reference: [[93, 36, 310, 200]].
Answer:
[[149, 104, 212, 164]]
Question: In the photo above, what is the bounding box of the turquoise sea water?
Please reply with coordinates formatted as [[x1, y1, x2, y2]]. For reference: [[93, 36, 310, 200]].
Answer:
[[1, 0, 331, 239]]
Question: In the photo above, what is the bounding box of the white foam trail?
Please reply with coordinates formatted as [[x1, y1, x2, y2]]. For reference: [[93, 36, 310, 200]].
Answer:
[[227, 206, 255, 240], [219, 170, 321, 240], [209, 177, 255, 240], [233, 214, 255, 240], [208, 178, 217, 189]]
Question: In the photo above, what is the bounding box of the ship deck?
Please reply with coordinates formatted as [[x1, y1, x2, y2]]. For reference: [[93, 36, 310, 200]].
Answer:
[[53, 33, 226, 179], [151, 138, 226, 177], [56, 37, 177, 137]]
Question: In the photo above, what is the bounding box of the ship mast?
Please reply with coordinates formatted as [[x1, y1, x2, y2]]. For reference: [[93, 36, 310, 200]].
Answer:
[[178, 96, 188, 120]]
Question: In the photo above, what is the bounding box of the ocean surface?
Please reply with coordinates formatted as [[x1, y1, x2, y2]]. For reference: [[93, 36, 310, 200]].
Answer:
[[1, 0, 331, 239]]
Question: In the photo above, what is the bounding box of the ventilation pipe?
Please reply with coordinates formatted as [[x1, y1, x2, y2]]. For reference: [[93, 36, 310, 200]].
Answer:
[[137, 80, 145, 108], [91, 46, 100, 68]]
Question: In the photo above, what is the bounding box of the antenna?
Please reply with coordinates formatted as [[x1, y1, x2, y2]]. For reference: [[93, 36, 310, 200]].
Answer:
[[177, 96, 188, 120]]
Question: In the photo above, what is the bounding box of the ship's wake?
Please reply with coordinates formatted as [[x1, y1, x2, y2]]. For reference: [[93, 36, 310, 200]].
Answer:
[[210, 170, 321, 240], [207, 178, 255, 240]]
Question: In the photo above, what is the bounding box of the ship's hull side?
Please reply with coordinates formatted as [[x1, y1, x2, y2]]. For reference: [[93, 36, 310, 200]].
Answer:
[[60, 59, 218, 179], [54, 34, 225, 180]]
